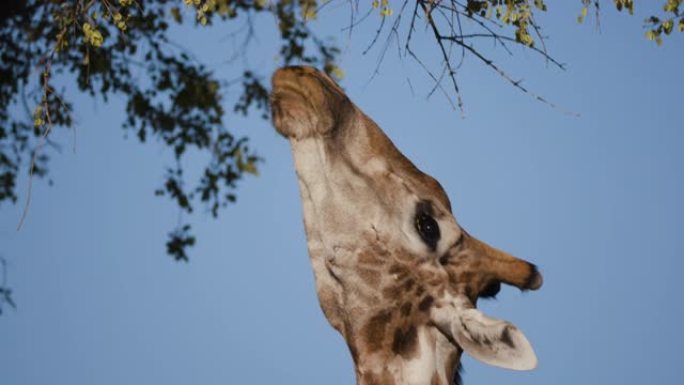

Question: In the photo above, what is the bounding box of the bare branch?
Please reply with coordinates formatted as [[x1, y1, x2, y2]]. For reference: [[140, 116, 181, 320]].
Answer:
[[442, 34, 578, 116], [362, 12, 388, 55], [419, 0, 464, 112]]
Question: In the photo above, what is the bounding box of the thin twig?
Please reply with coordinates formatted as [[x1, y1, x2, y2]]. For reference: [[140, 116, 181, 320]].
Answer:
[[444, 35, 578, 116], [419, 0, 464, 113], [342, 6, 373, 32], [362, 13, 387, 55], [444, 34, 565, 69], [529, 17, 550, 67], [17, 61, 55, 230], [406, 45, 456, 109]]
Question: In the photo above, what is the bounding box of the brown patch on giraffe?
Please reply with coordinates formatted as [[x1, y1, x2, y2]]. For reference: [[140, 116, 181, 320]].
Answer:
[[403, 278, 415, 292], [445, 350, 462, 385], [316, 287, 344, 333], [418, 295, 434, 312], [400, 302, 412, 317], [364, 310, 393, 352], [500, 327, 516, 348], [358, 267, 382, 287], [358, 248, 385, 266], [450, 271, 474, 286], [391, 325, 418, 358], [388, 263, 409, 278], [382, 283, 404, 300], [382, 264, 414, 299], [362, 370, 396, 385], [358, 241, 387, 266], [430, 373, 441, 385]]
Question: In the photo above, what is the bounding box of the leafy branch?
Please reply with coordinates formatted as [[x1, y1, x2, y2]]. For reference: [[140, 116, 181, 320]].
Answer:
[[0, 0, 341, 261], [359, 0, 681, 113], [1, 0, 681, 262]]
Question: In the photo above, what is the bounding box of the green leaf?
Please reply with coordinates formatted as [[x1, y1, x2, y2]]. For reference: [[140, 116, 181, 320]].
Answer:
[[577, 7, 588, 24]]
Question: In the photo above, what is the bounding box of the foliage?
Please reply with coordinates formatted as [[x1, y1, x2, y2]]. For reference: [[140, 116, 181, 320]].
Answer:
[[0, 0, 680, 262], [0, 0, 340, 261], [578, 1, 683, 45]]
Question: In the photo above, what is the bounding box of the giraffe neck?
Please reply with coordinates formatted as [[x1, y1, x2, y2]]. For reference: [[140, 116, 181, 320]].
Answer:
[[348, 326, 462, 385]]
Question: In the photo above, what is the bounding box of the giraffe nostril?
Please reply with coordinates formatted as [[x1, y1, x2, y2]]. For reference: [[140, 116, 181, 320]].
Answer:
[[479, 281, 501, 299]]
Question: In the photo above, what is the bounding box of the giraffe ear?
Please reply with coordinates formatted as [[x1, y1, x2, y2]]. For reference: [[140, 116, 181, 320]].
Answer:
[[451, 308, 538, 371]]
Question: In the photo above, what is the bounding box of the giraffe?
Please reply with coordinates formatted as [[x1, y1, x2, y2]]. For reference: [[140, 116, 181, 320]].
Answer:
[[270, 66, 543, 385]]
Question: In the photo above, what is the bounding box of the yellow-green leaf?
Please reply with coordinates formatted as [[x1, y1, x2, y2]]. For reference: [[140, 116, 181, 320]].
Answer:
[[302, 7, 317, 20], [577, 6, 588, 24], [664, 0, 680, 13], [243, 161, 258, 175]]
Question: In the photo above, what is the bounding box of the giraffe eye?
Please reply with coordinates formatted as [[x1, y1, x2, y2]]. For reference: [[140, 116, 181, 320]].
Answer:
[[415, 212, 440, 251]]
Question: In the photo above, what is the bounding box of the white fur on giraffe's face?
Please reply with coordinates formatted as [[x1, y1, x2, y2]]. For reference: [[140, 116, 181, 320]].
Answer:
[[288, 132, 463, 265]]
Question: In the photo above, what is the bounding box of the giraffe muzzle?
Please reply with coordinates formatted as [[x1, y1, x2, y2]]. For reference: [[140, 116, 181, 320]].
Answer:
[[271, 66, 353, 140]]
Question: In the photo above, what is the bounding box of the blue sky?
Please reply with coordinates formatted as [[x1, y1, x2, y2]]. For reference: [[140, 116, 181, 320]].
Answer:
[[1, 2, 683, 385]]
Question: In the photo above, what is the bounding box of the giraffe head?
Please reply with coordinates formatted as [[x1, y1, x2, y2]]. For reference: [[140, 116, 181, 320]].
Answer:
[[271, 66, 543, 385]]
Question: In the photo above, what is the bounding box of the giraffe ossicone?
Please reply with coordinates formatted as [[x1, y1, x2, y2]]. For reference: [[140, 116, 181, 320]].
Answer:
[[271, 66, 543, 385]]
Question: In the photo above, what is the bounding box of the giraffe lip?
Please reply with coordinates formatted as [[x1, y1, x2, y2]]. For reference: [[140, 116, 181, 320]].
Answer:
[[271, 81, 309, 104], [271, 66, 353, 139], [271, 65, 347, 112]]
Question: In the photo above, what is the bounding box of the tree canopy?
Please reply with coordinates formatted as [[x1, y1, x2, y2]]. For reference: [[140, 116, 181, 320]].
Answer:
[[1, 0, 681, 261]]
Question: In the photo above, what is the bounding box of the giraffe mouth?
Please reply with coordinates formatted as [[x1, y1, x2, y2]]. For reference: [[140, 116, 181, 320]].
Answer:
[[478, 281, 501, 299]]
